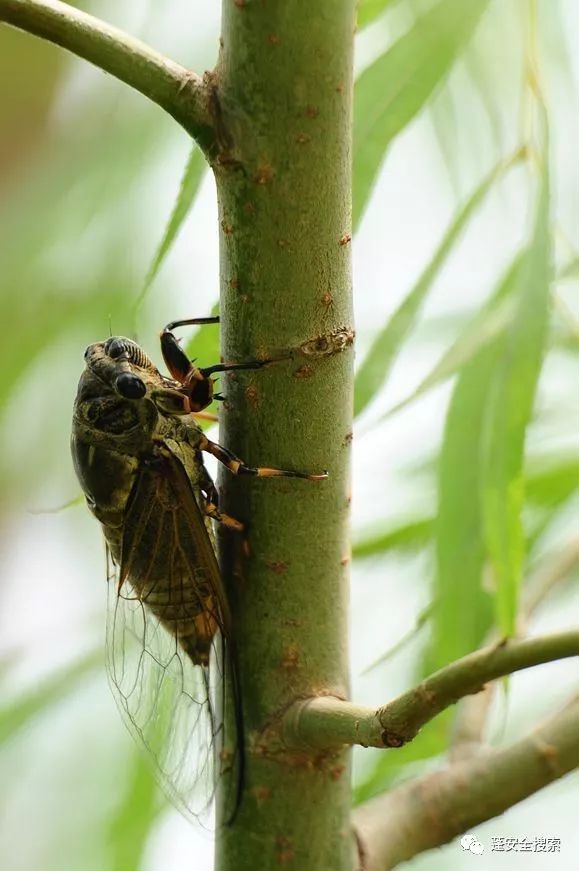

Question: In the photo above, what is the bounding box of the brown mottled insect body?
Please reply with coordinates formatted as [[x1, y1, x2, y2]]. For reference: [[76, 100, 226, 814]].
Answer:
[[71, 318, 326, 822]]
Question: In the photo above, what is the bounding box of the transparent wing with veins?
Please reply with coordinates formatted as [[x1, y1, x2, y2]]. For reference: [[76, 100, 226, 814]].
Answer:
[[104, 451, 241, 827]]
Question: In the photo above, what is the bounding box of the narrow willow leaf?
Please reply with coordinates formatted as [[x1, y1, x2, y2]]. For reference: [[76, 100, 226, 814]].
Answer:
[[526, 458, 579, 508], [428, 81, 463, 195], [357, 0, 400, 30], [552, 295, 579, 359], [353, 516, 434, 558], [481, 163, 551, 636], [382, 295, 515, 420], [558, 257, 579, 281], [353, 0, 489, 227], [463, 44, 505, 155], [354, 150, 521, 417], [541, 1, 575, 91], [108, 749, 162, 871], [28, 493, 84, 514], [427, 257, 524, 674], [137, 146, 206, 309], [361, 600, 435, 674], [0, 650, 101, 744]]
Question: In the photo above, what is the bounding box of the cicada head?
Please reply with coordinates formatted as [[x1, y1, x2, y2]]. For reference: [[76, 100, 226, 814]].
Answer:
[[71, 337, 168, 532], [74, 338, 163, 440], [84, 336, 158, 396]]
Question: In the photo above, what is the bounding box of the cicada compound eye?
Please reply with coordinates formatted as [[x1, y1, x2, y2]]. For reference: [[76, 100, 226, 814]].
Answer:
[[115, 373, 146, 399]]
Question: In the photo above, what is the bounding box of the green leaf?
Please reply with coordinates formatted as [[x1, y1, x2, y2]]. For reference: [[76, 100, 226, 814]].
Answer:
[[353, 516, 434, 558], [354, 150, 520, 417], [462, 41, 505, 155], [481, 162, 551, 636], [426, 265, 522, 672], [558, 257, 579, 281], [0, 650, 101, 744], [428, 79, 463, 196], [107, 748, 162, 871], [357, 0, 400, 30], [424, 256, 525, 675], [361, 600, 435, 674], [382, 293, 515, 420], [353, 0, 490, 227], [526, 458, 579, 509], [137, 145, 206, 309]]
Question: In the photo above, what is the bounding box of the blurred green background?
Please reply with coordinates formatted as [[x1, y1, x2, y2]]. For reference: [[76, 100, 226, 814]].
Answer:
[[1, 1, 579, 869]]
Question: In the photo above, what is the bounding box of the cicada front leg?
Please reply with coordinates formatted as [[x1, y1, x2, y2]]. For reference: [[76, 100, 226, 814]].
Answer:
[[160, 317, 285, 413], [160, 317, 219, 380]]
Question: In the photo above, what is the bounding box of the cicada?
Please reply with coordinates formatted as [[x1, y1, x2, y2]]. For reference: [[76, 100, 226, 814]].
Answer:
[[71, 317, 325, 824]]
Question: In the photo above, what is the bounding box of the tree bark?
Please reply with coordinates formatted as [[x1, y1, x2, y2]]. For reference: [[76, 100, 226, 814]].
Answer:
[[354, 696, 579, 869], [213, 3, 356, 869]]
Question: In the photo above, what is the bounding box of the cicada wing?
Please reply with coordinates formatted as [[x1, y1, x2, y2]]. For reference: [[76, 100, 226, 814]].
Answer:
[[105, 449, 242, 827]]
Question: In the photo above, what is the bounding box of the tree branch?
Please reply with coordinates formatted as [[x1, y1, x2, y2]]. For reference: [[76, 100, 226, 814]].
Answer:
[[449, 684, 494, 761], [353, 695, 579, 869], [283, 630, 579, 749], [0, 0, 216, 153]]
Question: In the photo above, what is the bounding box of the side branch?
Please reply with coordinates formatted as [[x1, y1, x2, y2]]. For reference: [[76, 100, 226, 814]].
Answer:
[[283, 630, 579, 749], [354, 696, 579, 869], [0, 0, 216, 152]]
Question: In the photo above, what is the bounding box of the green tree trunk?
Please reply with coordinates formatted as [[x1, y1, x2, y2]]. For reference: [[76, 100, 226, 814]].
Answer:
[[214, 3, 356, 868]]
